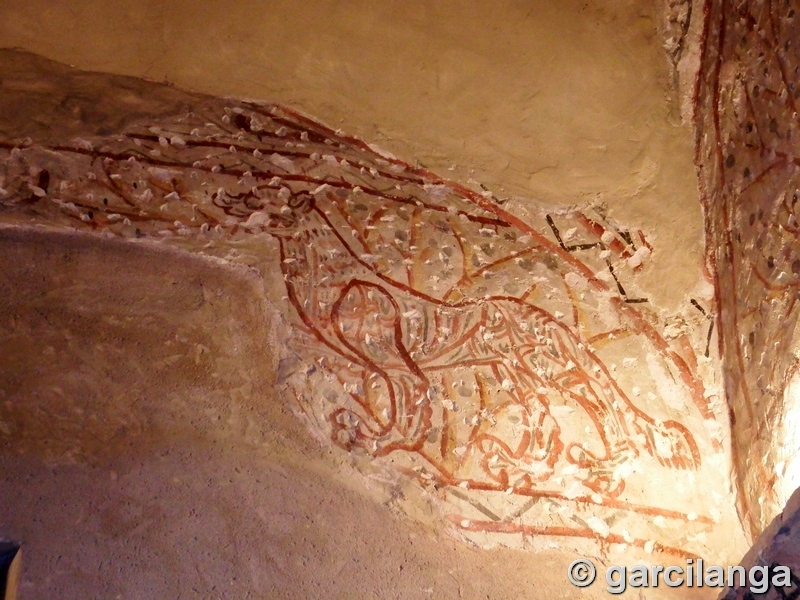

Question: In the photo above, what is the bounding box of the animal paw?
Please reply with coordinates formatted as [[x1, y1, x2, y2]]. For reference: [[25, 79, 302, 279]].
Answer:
[[633, 419, 700, 470]]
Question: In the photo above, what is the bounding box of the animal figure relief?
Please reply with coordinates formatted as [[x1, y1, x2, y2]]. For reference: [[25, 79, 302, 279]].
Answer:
[[0, 99, 718, 555]]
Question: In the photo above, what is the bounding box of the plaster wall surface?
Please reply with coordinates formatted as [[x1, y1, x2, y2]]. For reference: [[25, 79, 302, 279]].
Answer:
[[0, 0, 705, 312], [0, 1, 756, 598], [0, 226, 716, 599], [0, 226, 603, 599], [695, 0, 800, 537]]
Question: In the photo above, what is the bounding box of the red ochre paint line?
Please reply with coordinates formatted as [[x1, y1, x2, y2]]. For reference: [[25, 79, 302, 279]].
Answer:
[[447, 516, 701, 560]]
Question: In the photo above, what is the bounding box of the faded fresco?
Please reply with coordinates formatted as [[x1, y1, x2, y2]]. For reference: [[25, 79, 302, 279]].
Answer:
[[695, 0, 800, 537], [0, 94, 733, 557]]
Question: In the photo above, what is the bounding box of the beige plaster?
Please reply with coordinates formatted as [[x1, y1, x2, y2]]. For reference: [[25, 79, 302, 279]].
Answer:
[[0, 0, 704, 312], [0, 225, 716, 599], [0, 1, 751, 597]]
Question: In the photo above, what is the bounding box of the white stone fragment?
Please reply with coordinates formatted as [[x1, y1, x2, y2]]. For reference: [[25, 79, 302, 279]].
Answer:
[[627, 246, 651, 268], [269, 153, 297, 174], [586, 516, 610, 538]]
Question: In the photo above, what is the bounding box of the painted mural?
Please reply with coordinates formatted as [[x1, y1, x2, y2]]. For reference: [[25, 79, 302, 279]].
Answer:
[[0, 96, 728, 556], [695, 0, 800, 538]]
